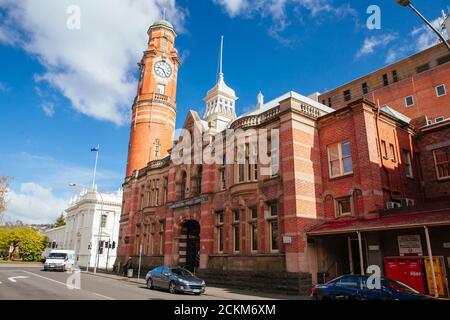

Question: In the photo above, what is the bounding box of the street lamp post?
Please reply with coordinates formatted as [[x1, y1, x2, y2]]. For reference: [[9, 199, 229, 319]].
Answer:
[[94, 191, 104, 274], [395, 0, 450, 52]]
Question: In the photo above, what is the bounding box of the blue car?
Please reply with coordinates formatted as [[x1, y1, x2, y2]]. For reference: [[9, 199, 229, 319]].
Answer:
[[145, 266, 206, 295], [311, 275, 435, 300]]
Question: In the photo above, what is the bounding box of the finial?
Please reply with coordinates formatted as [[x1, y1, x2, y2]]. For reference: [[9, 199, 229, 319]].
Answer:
[[163, 8, 166, 20], [219, 35, 224, 78], [257, 91, 264, 109]]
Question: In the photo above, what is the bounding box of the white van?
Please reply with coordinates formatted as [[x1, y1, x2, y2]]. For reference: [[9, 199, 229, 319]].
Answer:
[[43, 250, 76, 272]]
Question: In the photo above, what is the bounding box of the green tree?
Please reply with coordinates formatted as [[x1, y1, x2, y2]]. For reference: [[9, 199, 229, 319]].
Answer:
[[0, 227, 47, 261], [54, 213, 66, 228], [0, 176, 12, 226]]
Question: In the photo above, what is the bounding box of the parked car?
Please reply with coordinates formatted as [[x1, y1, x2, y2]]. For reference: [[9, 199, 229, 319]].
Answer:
[[145, 266, 206, 295], [311, 274, 435, 300], [43, 250, 76, 272]]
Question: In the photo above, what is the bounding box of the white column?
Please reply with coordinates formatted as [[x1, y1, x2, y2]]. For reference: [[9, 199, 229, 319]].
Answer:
[[424, 226, 438, 298], [357, 231, 365, 275]]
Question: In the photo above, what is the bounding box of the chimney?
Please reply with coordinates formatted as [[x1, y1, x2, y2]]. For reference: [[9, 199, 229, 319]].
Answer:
[[257, 91, 264, 110]]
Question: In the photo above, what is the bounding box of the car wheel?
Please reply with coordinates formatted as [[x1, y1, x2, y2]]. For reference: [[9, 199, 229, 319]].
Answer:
[[147, 278, 154, 290], [169, 281, 177, 294]]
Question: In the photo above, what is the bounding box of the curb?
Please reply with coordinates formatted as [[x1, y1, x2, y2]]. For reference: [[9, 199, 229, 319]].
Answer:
[[83, 270, 146, 285]]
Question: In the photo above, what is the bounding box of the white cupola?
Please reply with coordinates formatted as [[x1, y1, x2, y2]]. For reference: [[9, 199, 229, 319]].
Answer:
[[203, 36, 238, 132]]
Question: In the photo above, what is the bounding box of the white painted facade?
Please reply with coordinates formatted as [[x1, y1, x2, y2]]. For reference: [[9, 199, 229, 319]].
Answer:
[[43, 225, 66, 249], [62, 189, 122, 270]]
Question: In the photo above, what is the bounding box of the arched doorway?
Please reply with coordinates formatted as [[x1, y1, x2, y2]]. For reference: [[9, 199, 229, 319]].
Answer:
[[179, 220, 200, 272]]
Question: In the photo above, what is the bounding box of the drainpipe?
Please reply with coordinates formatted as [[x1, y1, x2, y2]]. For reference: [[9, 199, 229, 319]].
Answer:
[[424, 226, 439, 298], [357, 231, 365, 275]]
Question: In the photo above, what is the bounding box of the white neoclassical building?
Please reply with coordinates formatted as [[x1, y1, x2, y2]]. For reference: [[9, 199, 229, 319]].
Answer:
[[47, 188, 123, 270]]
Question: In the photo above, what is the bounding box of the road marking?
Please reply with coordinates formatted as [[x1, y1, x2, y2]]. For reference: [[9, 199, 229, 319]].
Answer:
[[20, 270, 114, 300], [92, 292, 115, 300], [8, 276, 29, 283]]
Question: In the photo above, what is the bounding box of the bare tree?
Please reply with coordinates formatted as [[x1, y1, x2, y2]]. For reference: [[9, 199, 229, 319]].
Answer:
[[0, 176, 12, 226]]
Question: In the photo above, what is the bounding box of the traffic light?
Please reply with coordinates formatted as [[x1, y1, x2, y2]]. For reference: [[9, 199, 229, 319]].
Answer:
[[112, 241, 116, 249]]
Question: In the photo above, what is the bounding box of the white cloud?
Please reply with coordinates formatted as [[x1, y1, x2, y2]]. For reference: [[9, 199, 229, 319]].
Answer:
[[411, 17, 441, 51], [0, 0, 186, 125], [41, 102, 55, 117], [355, 33, 397, 59], [4, 182, 68, 225], [382, 16, 443, 64], [213, 0, 356, 43], [0, 81, 9, 92]]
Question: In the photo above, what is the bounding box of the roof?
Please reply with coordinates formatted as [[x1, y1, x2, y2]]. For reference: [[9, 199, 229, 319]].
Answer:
[[205, 74, 237, 100], [151, 19, 174, 30], [381, 105, 411, 124], [237, 91, 335, 120], [307, 208, 450, 236]]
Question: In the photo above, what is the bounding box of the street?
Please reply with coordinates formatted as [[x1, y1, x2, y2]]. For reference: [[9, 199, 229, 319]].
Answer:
[[0, 264, 307, 300]]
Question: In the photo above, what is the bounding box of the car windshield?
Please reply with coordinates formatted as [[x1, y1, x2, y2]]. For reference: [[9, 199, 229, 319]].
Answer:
[[48, 253, 66, 259], [383, 278, 419, 294], [171, 268, 193, 277]]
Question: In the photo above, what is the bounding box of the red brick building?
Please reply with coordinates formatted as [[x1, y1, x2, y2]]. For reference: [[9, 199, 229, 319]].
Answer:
[[319, 42, 450, 124], [117, 21, 450, 295]]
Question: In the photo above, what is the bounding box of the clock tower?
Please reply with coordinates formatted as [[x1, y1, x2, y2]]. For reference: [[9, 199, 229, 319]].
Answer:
[[126, 19, 180, 177]]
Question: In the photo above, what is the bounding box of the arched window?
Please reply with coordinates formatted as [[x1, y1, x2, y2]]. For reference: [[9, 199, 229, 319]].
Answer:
[[196, 166, 202, 194], [180, 171, 187, 200]]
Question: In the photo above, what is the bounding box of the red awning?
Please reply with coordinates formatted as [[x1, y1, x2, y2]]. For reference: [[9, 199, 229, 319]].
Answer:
[[307, 208, 450, 236]]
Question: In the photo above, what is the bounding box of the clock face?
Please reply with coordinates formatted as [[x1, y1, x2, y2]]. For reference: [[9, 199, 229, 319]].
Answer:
[[154, 61, 172, 78]]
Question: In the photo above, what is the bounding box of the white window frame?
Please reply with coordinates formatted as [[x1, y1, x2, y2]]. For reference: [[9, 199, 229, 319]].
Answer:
[[405, 95, 414, 107], [335, 196, 353, 217], [157, 83, 165, 95], [435, 116, 445, 123], [269, 219, 279, 253], [327, 141, 353, 178], [403, 150, 414, 178], [436, 84, 446, 97]]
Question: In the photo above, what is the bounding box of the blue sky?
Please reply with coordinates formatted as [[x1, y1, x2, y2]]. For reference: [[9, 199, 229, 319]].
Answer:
[[0, 0, 448, 224]]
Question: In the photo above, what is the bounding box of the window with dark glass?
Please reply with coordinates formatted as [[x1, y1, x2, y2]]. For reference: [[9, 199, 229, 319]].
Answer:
[[405, 95, 414, 107], [343, 89, 351, 101], [250, 207, 258, 252], [362, 82, 369, 94], [180, 171, 187, 199], [383, 74, 389, 86], [196, 166, 202, 194], [436, 84, 446, 97], [433, 146, 450, 180], [216, 211, 224, 253], [336, 197, 352, 217], [416, 63, 430, 73], [392, 70, 398, 82]]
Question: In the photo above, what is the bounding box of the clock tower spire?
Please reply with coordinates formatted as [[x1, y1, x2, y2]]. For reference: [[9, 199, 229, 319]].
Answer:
[[203, 36, 238, 132], [125, 19, 180, 177]]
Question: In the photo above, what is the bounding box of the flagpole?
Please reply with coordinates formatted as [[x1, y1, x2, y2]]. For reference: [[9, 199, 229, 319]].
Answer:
[[92, 145, 99, 191]]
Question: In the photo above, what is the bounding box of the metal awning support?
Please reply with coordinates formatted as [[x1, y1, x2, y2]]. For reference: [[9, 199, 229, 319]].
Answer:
[[347, 236, 354, 275], [357, 231, 364, 275], [424, 226, 439, 298]]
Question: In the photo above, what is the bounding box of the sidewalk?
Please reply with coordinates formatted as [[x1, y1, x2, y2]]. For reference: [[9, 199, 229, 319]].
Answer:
[[82, 270, 310, 300]]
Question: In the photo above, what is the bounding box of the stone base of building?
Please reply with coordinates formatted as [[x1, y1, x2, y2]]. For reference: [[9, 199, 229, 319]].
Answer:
[[115, 255, 164, 276], [197, 269, 312, 295]]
